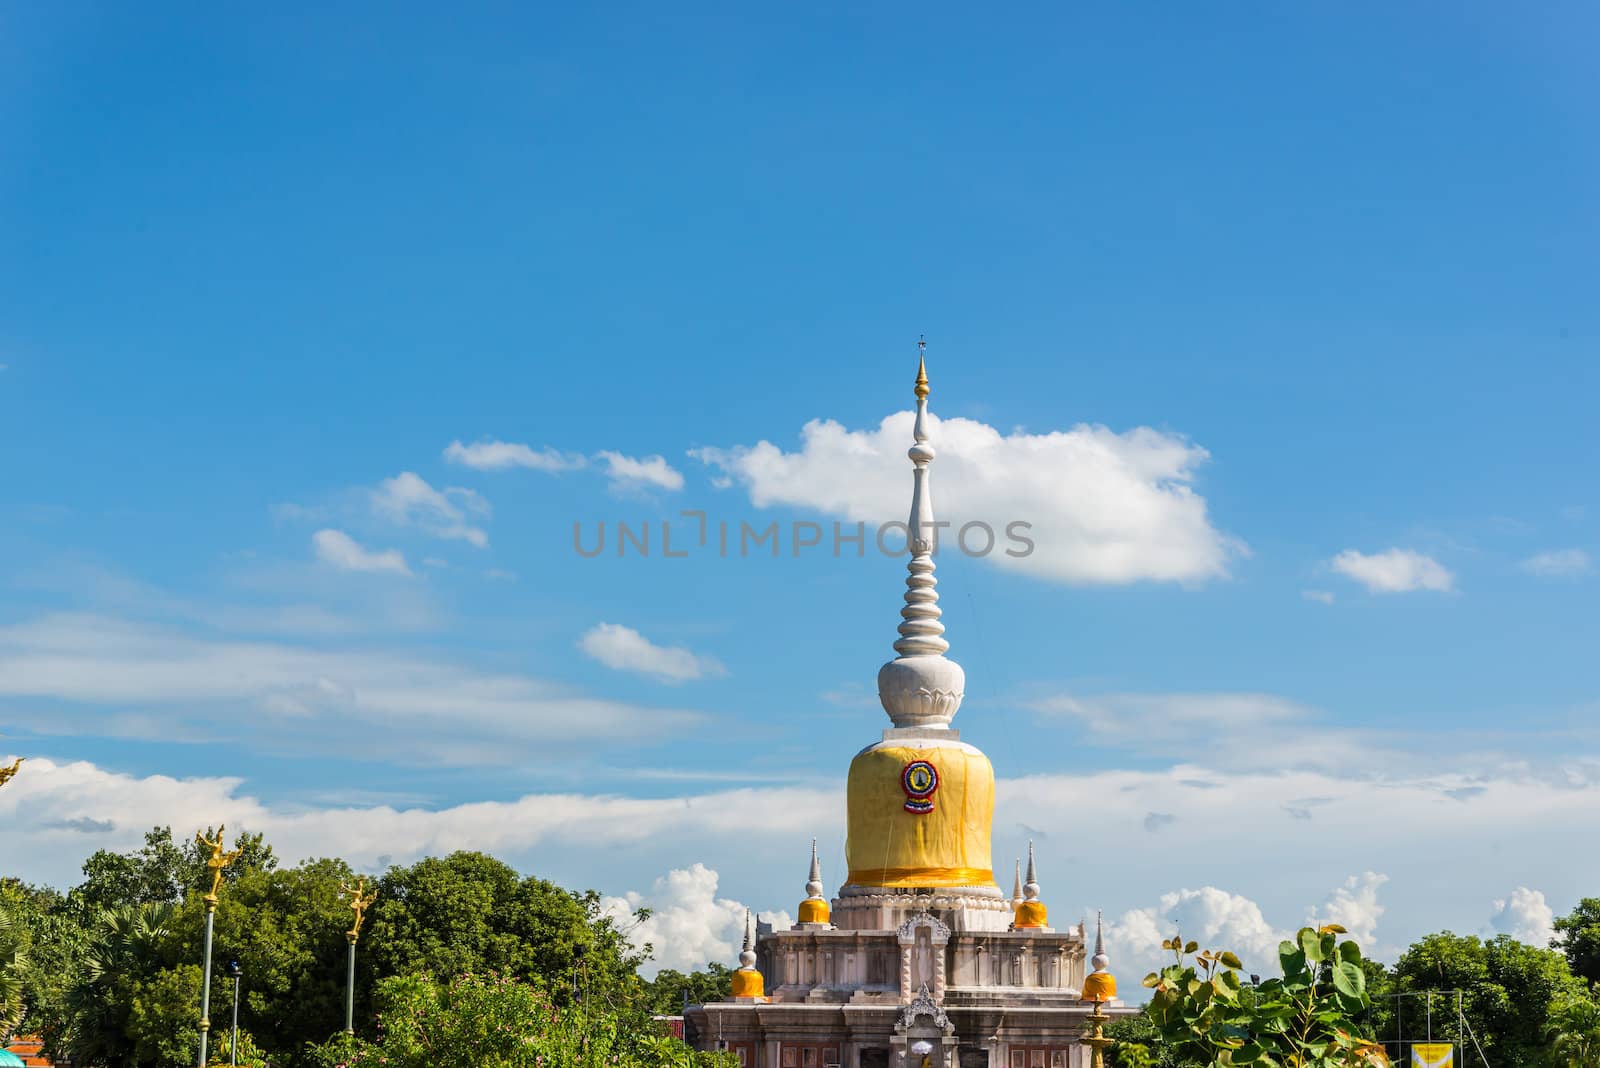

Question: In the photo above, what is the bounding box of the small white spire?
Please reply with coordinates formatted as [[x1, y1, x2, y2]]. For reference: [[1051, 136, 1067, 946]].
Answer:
[[805, 838, 824, 900], [1091, 910, 1109, 973], [1023, 840, 1040, 902], [739, 909, 757, 969], [877, 342, 967, 729], [1011, 859, 1024, 907]]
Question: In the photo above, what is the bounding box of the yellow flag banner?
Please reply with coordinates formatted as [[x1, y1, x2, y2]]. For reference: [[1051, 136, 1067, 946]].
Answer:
[[1411, 1043, 1453, 1068]]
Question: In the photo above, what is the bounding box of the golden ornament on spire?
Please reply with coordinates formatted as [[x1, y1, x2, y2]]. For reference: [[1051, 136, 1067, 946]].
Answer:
[[0, 757, 22, 789], [914, 337, 930, 399], [341, 876, 378, 943], [195, 824, 245, 906]]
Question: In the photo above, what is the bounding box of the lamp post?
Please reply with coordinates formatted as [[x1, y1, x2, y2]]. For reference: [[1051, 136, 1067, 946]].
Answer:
[[226, 959, 243, 1066], [339, 877, 377, 1035], [196, 825, 244, 1068]]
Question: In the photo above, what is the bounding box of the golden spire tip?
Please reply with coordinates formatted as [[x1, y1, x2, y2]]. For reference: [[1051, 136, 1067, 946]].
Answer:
[[914, 336, 930, 399]]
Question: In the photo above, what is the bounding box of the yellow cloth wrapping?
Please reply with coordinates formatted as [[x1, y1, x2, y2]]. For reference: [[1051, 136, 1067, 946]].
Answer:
[[845, 742, 996, 888], [798, 898, 830, 924], [1014, 900, 1049, 928], [729, 968, 764, 998], [1081, 971, 1117, 1002]]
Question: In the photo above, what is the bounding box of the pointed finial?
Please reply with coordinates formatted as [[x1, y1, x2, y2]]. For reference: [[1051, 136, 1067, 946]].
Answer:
[[914, 336, 930, 399], [798, 837, 831, 925], [729, 907, 766, 998], [876, 343, 966, 729], [1012, 859, 1024, 907], [1080, 909, 1117, 1004], [739, 909, 756, 967], [1024, 840, 1040, 902]]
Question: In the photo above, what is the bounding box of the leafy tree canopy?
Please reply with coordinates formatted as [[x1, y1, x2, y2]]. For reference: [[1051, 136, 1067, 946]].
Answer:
[[1554, 897, 1600, 987], [1387, 930, 1585, 1067]]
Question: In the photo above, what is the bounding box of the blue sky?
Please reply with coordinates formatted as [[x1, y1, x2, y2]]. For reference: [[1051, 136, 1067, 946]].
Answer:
[[1, 3, 1597, 978]]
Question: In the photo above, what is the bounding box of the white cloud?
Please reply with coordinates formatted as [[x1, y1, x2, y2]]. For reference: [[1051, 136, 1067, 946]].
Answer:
[[0, 613, 705, 761], [1489, 887, 1555, 947], [1106, 886, 1288, 983], [6, 751, 1600, 986], [600, 864, 792, 976], [1302, 589, 1336, 605], [1029, 691, 1383, 774], [371, 472, 491, 548], [1103, 872, 1391, 993], [1330, 548, 1455, 594], [596, 451, 685, 493], [692, 410, 1240, 585], [1312, 872, 1388, 947], [1520, 549, 1593, 579], [579, 623, 725, 684], [0, 755, 831, 893], [443, 440, 587, 473], [440, 440, 681, 493], [312, 529, 411, 575]]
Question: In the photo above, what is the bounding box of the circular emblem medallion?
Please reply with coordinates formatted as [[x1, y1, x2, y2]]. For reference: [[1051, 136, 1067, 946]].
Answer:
[[901, 760, 939, 814]]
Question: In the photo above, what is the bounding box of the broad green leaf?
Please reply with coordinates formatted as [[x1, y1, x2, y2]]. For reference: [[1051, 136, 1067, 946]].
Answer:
[[1298, 927, 1324, 965], [1338, 939, 1362, 965], [1142, 972, 1162, 988], [1185, 940, 1200, 954], [1234, 1042, 1265, 1064], [1221, 950, 1244, 969], [1279, 940, 1306, 976]]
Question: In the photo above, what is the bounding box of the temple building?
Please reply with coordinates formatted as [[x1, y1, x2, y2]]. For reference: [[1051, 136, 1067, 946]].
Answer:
[[687, 354, 1132, 1068]]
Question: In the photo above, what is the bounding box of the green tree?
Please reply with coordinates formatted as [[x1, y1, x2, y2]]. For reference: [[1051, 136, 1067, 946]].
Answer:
[[1554, 898, 1600, 987], [57, 901, 178, 1066], [1105, 1010, 1175, 1067], [0, 901, 28, 1042], [69, 827, 189, 914], [1545, 994, 1600, 1068], [363, 852, 646, 1007], [306, 972, 732, 1068], [1389, 931, 1584, 1066], [641, 963, 733, 1015], [1142, 925, 1385, 1066], [168, 856, 356, 1065], [0, 879, 90, 1044]]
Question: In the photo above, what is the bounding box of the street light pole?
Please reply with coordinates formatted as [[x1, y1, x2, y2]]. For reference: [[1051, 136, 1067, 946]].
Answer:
[[226, 959, 243, 1066], [194, 825, 243, 1068], [339, 876, 377, 1036]]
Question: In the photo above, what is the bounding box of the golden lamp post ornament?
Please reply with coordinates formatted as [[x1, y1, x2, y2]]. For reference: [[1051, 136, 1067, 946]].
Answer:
[[1078, 912, 1118, 1068], [195, 825, 244, 1068], [340, 877, 378, 1034], [0, 757, 23, 789]]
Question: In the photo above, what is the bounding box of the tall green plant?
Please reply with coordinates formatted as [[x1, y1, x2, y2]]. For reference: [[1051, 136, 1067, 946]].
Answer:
[[1545, 995, 1600, 1068], [1143, 924, 1385, 1067], [0, 904, 29, 1042]]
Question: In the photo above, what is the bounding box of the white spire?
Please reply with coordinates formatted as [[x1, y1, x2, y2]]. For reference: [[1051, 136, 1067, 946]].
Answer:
[[1023, 840, 1040, 902], [805, 838, 824, 900], [1091, 909, 1109, 973], [738, 909, 757, 969], [877, 341, 966, 729], [1011, 858, 1024, 907]]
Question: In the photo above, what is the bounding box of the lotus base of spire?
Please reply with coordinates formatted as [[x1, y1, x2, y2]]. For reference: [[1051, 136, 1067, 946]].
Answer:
[[878, 655, 965, 728]]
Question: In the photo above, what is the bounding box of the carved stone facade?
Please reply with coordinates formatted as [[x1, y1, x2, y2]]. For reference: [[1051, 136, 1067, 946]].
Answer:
[[688, 905, 1120, 1068]]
